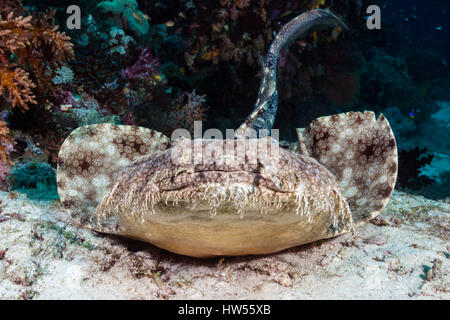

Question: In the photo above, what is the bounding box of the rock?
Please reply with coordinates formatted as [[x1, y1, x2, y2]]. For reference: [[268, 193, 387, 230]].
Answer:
[[364, 235, 387, 246]]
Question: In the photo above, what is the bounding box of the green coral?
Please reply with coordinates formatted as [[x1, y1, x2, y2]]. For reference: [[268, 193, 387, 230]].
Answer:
[[8, 161, 59, 201], [96, 0, 149, 37]]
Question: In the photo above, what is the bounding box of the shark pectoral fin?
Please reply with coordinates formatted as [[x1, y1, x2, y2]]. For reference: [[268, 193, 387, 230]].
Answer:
[[56, 123, 170, 232], [298, 111, 398, 226]]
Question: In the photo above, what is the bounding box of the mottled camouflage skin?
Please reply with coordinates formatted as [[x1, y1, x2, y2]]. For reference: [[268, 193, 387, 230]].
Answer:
[[237, 10, 347, 136], [57, 124, 170, 224], [57, 10, 398, 257], [298, 111, 398, 226]]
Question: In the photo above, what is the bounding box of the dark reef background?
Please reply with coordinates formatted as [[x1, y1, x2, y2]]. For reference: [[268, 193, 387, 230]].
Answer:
[[0, 0, 449, 200]]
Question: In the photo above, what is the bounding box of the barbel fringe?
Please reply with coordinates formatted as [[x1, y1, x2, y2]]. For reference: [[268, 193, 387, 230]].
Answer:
[[97, 171, 355, 236]]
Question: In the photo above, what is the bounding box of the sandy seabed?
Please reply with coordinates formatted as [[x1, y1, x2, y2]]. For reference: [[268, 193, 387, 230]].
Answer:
[[0, 190, 448, 300]]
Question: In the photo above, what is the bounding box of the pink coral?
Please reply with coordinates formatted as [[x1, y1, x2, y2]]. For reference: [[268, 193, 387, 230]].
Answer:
[[167, 89, 208, 133], [53, 87, 76, 106], [220, 0, 251, 20], [120, 47, 160, 81]]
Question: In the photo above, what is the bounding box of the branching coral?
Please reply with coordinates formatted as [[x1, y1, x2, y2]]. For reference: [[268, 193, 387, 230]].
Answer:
[[0, 9, 74, 110], [167, 89, 208, 133], [0, 0, 23, 19], [0, 14, 36, 109], [0, 64, 37, 109], [120, 47, 160, 81]]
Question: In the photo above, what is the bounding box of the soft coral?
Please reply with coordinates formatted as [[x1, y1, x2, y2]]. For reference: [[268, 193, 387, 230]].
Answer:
[[120, 47, 160, 82], [0, 8, 74, 111]]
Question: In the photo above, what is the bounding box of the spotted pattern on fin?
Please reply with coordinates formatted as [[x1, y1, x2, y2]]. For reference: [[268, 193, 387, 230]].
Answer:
[[57, 123, 170, 226], [299, 111, 398, 225]]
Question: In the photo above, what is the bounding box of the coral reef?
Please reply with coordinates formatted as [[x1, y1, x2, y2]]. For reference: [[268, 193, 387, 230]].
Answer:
[[359, 48, 431, 117], [0, 14, 37, 109], [105, 27, 136, 55], [0, 8, 74, 110], [167, 89, 208, 133], [0, 0, 23, 20], [397, 147, 435, 191], [52, 91, 119, 130], [96, 0, 150, 37], [52, 66, 74, 85], [120, 47, 160, 82], [178, 0, 353, 69], [0, 120, 13, 186], [8, 161, 58, 200], [132, 88, 208, 136], [431, 101, 450, 130], [71, 44, 131, 96]]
